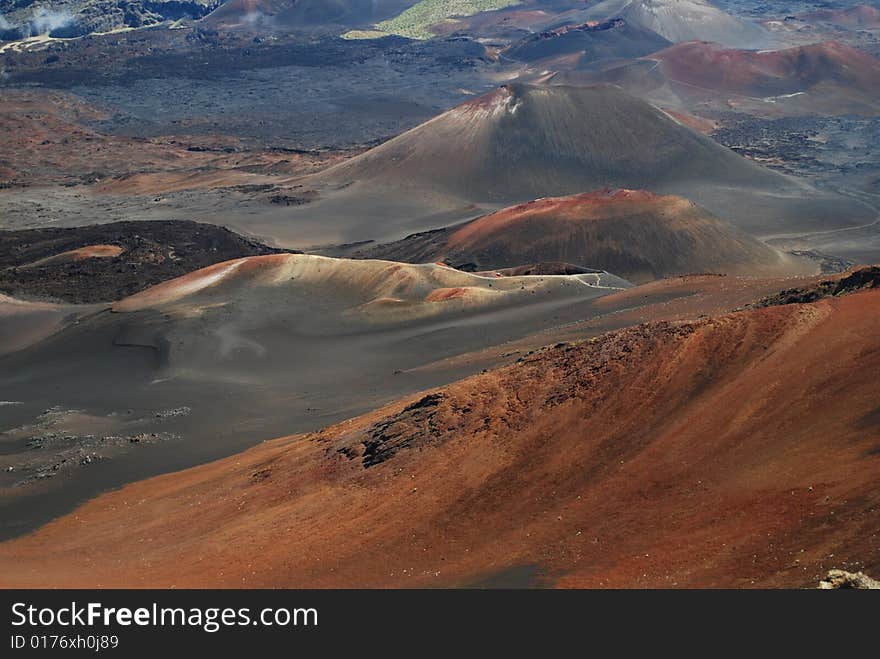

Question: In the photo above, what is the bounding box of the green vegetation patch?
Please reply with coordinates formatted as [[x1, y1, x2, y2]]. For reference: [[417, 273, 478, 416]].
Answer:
[[373, 0, 522, 40]]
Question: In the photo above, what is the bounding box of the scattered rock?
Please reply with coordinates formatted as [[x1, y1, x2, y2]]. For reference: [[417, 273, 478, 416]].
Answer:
[[155, 406, 192, 419], [819, 570, 880, 589], [755, 266, 880, 308]]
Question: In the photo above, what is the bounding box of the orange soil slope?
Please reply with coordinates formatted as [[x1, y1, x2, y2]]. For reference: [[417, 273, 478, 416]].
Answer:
[[1, 287, 878, 588]]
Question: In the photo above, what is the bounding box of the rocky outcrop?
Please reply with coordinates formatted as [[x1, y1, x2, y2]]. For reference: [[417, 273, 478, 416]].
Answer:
[[819, 570, 880, 589], [754, 266, 880, 308]]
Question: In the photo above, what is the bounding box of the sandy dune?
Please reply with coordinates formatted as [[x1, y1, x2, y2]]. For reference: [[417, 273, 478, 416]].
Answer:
[[656, 41, 880, 115], [799, 5, 880, 28], [554, 40, 880, 116], [113, 253, 632, 322], [0, 295, 101, 357]]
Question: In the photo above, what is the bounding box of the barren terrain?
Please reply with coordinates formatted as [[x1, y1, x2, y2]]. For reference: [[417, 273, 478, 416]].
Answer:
[[1, 0, 878, 589], [3, 274, 878, 587]]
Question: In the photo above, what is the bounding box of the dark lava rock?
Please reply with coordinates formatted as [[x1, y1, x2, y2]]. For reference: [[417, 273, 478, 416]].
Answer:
[[0, 219, 298, 303], [360, 393, 445, 468], [754, 265, 880, 308]]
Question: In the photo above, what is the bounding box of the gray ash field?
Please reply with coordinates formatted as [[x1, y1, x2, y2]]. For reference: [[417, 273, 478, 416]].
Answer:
[[4, 30, 495, 150]]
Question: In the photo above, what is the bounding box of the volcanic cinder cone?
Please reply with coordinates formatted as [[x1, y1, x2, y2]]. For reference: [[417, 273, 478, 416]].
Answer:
[[504, 18, 672, 63], [317, 83, 786, 204], [577, 0, 768, 47], [292, 84, 871, 247], [363, 189, 810, 282]]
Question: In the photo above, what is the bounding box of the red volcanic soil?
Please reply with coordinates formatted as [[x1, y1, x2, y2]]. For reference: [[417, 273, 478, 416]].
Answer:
[[799, 5, 880, 27], [0, 90, 336, 188], [648, 40, 880, 102], [363, 189, 804, 282], [424, 287, 469, 302], [0, 90, 201, 185], [1, 284, 877, 588]]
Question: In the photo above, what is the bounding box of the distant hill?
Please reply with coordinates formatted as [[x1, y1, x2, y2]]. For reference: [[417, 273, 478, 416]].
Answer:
[[560, 41, 880, 116], [378, 0, 522, 38], [300, 82, 872, 243], [651, 41, 880, 99], [504, 18, 671, 63], [547, 0, 769, 48], [316, 83, 789, 204], [317, 83, 784, 200], [360, 189, 808, 282], [798, 4, 880, 28]]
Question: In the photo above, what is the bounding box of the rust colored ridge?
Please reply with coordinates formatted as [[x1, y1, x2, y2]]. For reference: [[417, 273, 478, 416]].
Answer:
[[454, 85, 515, 113], [363, 189, 808, 283], [753, 265, 880, 308], [663, 109, 717, 134], [445, 189, 673, 246], [799, 5, 880, 27], [23, 245, 124, 268], [648, 40, 880, 97], [2, 288, 878, 588], [112, 258, 249, 312], [454, 189, 669, 231], [424, 287, 469, 302]]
